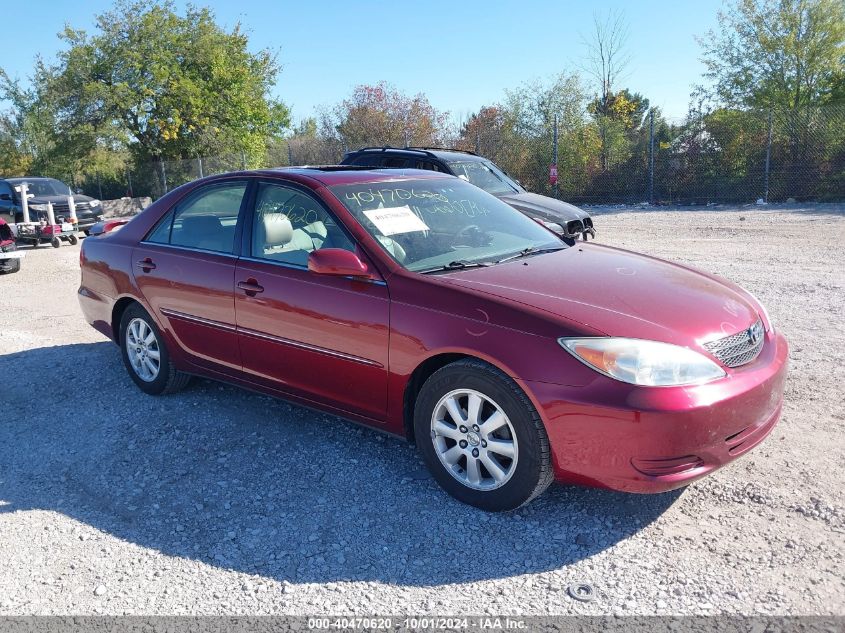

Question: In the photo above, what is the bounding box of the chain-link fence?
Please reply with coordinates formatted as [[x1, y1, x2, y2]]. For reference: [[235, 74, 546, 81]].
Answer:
[[461, 104, 845, 205], [74, 104, 845, 205]]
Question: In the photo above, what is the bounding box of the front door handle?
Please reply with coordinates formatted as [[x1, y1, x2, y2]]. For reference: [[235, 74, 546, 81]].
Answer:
[[136, 258, 156, 272], [237, 279, 264, 296]]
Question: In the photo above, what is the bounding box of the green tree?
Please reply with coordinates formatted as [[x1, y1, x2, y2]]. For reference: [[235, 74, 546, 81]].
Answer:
[[586, 89, 649, 171], [500, 73, 590, 195], [700, 0, 845, 109], [280, 117, 338, 166], [39, 0, 289, 172]]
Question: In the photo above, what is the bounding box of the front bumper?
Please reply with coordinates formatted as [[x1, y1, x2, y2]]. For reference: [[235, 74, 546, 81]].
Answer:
[[527, 330, 789, 492]]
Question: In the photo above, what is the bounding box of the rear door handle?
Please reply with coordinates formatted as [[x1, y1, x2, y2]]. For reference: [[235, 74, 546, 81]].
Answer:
[[237, 279, 264, 296], [136, 258, 156, 272]]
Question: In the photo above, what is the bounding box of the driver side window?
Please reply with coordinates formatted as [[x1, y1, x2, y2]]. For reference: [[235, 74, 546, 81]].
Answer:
[[250, 183, 354, 268]]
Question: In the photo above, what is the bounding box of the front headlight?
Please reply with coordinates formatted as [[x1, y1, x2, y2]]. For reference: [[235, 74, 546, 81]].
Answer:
[[88, 199, 101, 208], [558, 337, 726, 386], [28, 203, 48, 211]]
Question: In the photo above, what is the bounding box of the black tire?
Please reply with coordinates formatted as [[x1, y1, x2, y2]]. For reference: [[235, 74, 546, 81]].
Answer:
[[413, 359, 553, 512], [119, 303, 191, 395], [68, 234, 79, 245], [51, 237, 60, 248], [0, 259, 21, 274]]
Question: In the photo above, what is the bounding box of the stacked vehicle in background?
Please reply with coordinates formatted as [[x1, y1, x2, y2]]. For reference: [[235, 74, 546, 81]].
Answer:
[[0, 218, 23, 274], [341, 147, 596, 241], [0, 177, 104, 235]]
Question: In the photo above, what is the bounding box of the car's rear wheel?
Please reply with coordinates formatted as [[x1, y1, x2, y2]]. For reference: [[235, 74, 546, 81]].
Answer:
[[119, 303, 191, 395], [414, 359, 553, 511]]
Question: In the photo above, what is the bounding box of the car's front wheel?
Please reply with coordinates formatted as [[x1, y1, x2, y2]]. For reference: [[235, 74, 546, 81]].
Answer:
[[119, 303, 191, 395], [414, 359, 553, 511]]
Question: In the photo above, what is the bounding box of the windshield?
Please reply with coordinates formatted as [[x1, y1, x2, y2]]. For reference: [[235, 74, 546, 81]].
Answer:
[[7, 178, 71, 197], [330, 177, 563, 273], [446, 160, 520, 196]]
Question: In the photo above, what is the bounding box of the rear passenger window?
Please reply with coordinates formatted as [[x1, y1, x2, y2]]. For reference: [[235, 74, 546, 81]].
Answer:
[[349, 154, 382, 167], [147, 182, 246, 253], [146, 211, 174, 244], [416, 161, 446, 172], [251, 183, 354, 268], [383, 156, 412, 168]]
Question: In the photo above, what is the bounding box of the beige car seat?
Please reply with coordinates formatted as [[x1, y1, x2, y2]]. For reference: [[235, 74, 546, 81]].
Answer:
[[376, 235, 407, 262]]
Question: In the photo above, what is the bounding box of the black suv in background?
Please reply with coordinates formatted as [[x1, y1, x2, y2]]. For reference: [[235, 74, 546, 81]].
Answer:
[[0, 177, 104, 234], [341, 147, 595, 240]]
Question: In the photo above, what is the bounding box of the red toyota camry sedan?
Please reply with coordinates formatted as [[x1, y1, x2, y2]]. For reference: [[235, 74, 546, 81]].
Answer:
[[78, 167, 788, 511]]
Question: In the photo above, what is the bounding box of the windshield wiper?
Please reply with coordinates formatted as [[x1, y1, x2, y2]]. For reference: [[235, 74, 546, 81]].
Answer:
[[496, 246, 565, 264], [417, 260, 493, 274]]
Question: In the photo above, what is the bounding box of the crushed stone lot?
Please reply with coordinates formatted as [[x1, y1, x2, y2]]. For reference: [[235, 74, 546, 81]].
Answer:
[[0, 203, 843, 616]]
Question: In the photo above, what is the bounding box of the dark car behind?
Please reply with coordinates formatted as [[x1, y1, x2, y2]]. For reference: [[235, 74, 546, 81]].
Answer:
[[340, 147, 595, 240], [0, 177, 103, 233]]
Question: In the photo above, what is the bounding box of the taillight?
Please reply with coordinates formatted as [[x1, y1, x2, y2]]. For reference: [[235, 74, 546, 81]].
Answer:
[[102, 219, 129, 234]]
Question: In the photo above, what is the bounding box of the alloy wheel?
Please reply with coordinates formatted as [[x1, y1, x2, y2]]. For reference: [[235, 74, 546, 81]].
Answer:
[[430, 388, 518, 491], [125, 317, 161, 382]]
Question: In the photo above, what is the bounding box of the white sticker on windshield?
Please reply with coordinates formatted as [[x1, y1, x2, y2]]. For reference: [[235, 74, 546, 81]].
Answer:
[[363, 205, 429, 236]]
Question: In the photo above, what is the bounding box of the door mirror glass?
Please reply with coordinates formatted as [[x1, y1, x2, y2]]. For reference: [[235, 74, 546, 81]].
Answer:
[[308, 248, 373, 278]]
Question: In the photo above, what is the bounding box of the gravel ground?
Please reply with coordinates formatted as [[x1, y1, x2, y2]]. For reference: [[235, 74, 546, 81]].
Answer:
[[0, 203, 843, 616]]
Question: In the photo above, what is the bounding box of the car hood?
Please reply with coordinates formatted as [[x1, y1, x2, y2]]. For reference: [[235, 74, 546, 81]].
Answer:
[[24, 194, 95, 206], [497, 192, 591, 223], [439, 243, 761, 346]]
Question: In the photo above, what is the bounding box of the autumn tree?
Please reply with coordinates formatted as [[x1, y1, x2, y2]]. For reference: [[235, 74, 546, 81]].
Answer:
[[321, 82, 449, 150], [456, 106, 510, 158]]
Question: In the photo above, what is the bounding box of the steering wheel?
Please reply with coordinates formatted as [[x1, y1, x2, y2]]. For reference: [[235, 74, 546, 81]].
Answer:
[[452, 224, 481, 247]]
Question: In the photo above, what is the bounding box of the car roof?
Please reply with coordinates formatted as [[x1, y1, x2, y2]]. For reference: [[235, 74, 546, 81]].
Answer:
[[5, 176, 57, 181], [347, 147, 486, 163], [264, 166, 455, 187]]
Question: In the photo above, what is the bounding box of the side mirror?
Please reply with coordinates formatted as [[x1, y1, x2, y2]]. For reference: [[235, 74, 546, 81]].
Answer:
[[308, 248, 374, 279]]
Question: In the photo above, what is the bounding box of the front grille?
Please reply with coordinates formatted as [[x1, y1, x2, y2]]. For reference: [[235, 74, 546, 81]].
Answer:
[[703, 320, 764, 368]]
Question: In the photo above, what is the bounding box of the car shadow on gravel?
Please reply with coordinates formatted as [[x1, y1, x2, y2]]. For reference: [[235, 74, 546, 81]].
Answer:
[[0, 342, 683, 586]]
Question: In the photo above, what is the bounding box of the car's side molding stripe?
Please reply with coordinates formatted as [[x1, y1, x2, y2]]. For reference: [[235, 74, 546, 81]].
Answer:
[[160, 308, 237, 332], [237, 326, 383, 368], [159, 307, 382, 368]]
